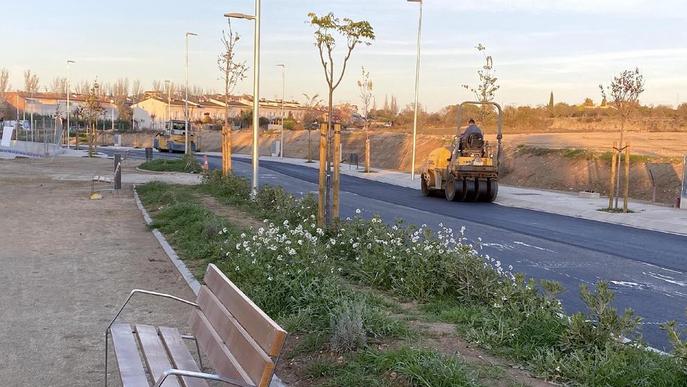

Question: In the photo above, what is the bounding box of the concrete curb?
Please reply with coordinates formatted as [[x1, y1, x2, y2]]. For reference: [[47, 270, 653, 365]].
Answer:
[[132, 186, 287, 387], [133, 186, 201, 295]]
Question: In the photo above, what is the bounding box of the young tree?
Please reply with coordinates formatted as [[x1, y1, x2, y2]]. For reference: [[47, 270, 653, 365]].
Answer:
[[83, 85, 104, 157], [357, 67, 374, 172], [600, 68, 645, 149], [302, 93, 323, 163], [308, 11, 375, 225], [461, 43, 499, 123], [217, 20, 248, 174], [600, 68, 645, 209], [357, 67, 374, 121]]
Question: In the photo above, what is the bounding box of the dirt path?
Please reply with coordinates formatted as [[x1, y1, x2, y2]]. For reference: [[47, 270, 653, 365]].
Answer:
[[0, 157, 198, 386]]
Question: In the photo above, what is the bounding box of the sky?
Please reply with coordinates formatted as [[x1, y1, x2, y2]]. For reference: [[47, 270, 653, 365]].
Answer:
[[2, 0, 687, 111]]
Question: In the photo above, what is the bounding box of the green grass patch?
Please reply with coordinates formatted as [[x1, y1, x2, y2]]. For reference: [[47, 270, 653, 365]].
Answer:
[[308, 347, 479, 387], [139, 154, 202, 173]]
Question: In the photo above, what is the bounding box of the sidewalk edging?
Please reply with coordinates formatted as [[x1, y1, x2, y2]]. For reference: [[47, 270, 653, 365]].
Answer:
[[133, 186, 201, 295]]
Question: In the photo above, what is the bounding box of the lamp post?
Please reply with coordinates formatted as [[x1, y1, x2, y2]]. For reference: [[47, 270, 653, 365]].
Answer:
[[225, 3, 261, 198], [110, 99, 115, 131], [185, 32, 198, 154], [408, 0, 423, 181], [165, 80, 171, 129], [276, 63, 285, 158]]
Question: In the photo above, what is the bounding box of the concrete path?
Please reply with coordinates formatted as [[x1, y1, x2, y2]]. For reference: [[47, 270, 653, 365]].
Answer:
[[212, 152, 687, 237], [0, 157, 199, 386]]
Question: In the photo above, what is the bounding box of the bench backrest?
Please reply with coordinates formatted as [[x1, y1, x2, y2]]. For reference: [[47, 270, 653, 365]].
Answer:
[[191, 264, 287, 387]]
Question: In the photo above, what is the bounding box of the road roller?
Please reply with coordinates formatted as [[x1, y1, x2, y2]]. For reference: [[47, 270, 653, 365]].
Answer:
[[420, 101, 503, 202]]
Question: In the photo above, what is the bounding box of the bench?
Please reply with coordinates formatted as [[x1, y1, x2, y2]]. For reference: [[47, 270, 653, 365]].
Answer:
[[105, 264, 287, 387]]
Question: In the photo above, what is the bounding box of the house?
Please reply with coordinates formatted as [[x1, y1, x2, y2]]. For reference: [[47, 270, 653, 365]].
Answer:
[[2, 91, 119, 122], [131, 94, 308, 130]]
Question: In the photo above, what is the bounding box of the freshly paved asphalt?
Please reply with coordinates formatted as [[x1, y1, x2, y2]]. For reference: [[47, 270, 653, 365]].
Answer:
[[110, 148, 687, 350]]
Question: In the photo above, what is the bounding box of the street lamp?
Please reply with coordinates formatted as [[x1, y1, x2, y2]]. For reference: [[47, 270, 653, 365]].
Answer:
[[276, 63, 285, 158], [185, 32, 198, 154], [408, 0, 423, 181], [65, 60, 76, 148], [165, 80, 171, 129], [225, 2, 261, 198], [110, 99, 115, 131]]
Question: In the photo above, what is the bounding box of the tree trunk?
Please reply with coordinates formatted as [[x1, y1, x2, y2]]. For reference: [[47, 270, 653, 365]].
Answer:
[[326, 88, 334, 225]]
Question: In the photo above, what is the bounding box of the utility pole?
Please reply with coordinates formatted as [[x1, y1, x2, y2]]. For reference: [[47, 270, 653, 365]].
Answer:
[[277, 64, 285, 158], [408, 0, 423, 181], [185, 32, 198, 154]]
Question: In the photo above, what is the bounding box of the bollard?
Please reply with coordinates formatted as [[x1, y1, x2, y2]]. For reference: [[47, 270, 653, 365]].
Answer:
[[114, 154, 122, 190], [145, 147, 153, 162]]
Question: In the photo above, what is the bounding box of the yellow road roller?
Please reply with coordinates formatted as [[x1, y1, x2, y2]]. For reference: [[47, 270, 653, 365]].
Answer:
[[420, 101, 503, 202]]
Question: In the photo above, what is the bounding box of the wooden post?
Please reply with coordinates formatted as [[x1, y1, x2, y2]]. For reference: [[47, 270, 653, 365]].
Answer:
[[623, 144, 630, 213], [609, 142, 617, 209], [333, 123, 341, 220], [317, 122, 327, 226], [365, 131, 371, 173], [222, 125, 232, 175]]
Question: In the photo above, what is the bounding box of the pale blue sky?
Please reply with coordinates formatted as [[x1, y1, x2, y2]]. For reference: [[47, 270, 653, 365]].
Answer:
[[3, 0, 686, 111]]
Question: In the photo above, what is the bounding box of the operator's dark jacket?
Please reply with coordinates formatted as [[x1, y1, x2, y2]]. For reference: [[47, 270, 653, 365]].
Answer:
[[460, 124, 483, 141]]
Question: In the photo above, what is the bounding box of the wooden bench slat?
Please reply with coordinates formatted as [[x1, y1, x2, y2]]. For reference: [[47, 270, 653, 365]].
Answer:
[[204, 264, 287, 356], [111, 323, 150, 387], [136, 324, 181, 387], [197, 286, 274, 386], [158, 326, 209, 387], [191, 309, 253, 386]]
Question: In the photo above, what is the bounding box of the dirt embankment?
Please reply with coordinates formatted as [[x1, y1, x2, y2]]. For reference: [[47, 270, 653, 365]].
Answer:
[[108, 129, 685, 205]]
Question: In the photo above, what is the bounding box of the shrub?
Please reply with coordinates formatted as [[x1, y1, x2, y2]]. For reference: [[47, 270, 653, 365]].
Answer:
[[330, 298, 367, 353], [561, 282, 641, 352]]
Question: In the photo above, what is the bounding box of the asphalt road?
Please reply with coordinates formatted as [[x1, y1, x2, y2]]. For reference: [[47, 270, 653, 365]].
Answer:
[[109, 148, 687, 350]]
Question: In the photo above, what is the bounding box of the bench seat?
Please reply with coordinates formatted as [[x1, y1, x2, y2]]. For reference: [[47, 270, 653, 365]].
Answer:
[[106, 264, 287, 387], [111, 323, 208, 387]]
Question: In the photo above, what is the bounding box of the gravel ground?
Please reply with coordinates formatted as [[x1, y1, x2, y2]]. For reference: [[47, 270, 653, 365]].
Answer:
[[0, 157, 200, 386]]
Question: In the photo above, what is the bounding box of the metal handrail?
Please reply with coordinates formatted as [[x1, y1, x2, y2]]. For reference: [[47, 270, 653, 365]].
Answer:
[[153, 369, 255, 387]]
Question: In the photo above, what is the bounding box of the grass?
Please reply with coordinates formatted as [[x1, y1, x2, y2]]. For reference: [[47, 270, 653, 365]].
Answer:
[[138, 154, 202, 173], [598, 207, 635, 213], [306, 348, 480, 387], [137, 176, 687, 387]]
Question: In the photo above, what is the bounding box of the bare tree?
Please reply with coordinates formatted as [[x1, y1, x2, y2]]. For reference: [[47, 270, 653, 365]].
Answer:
[[23, 70, 40, 94], [152, 80, 164, 93], [0, 68, 9, 118], [217, 20, 248, 174], [131, 80, 143, 102], [308, 11, 375, 225], [0, 68, 9, 95], [74, 80, 92, 95], [113, 78, 131, 125], [49, 77, 68, 95], [357, 67, 374, 172], [218, 21, 248, 128], [462, 43, 499, 123]]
